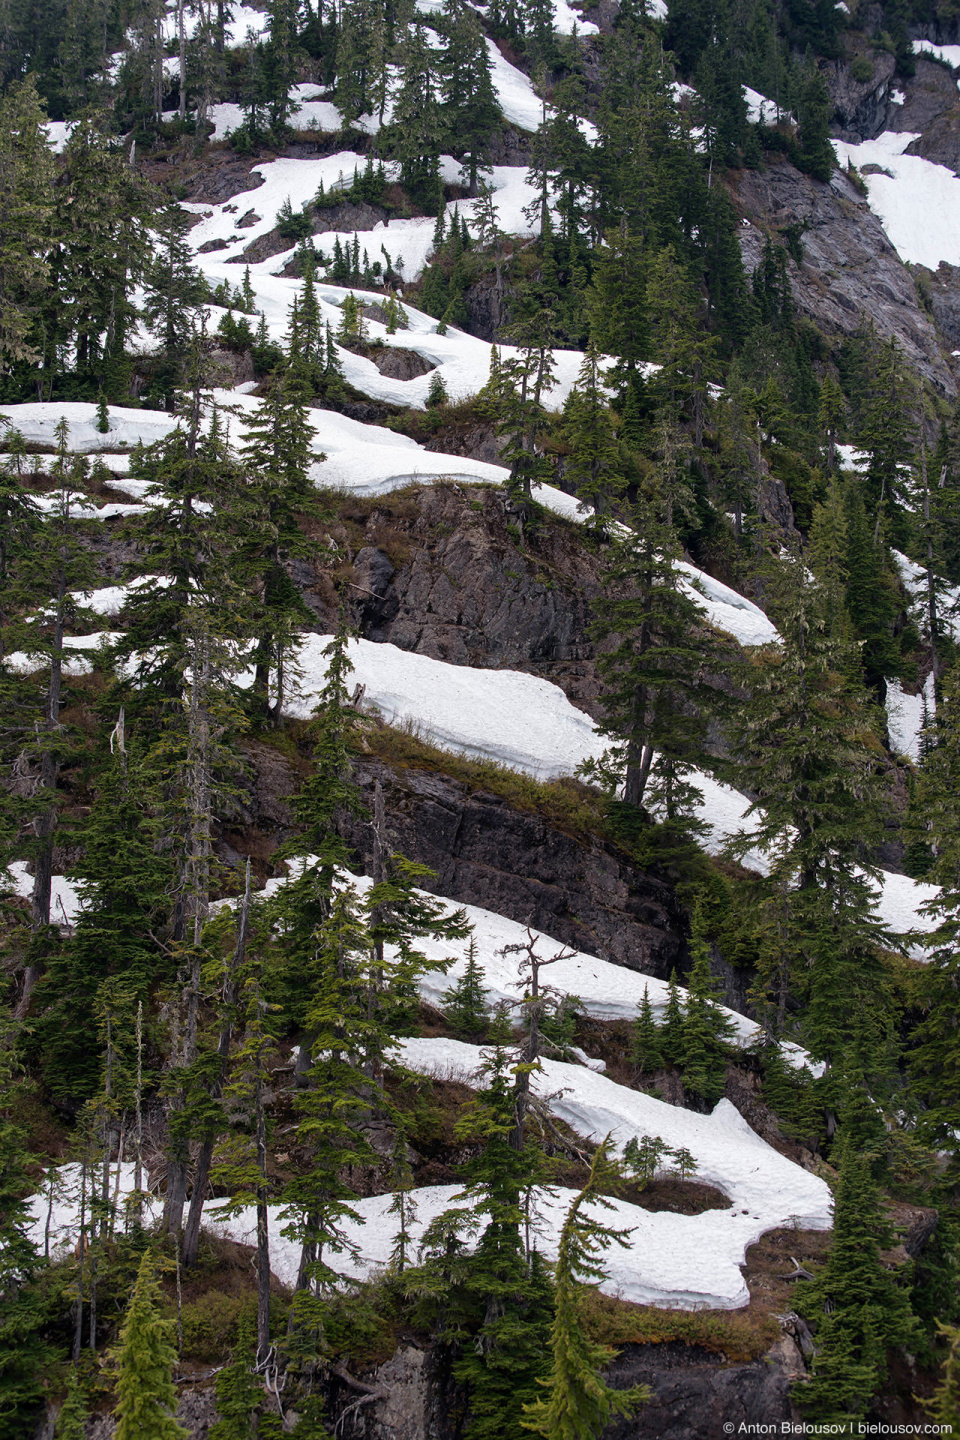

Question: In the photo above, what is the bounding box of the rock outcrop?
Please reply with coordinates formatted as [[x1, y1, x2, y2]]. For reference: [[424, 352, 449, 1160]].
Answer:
[[330, 485, 603, 705], [733, 158, 956, 395], [891, 57, 960, 150], [340, 754, 688, 978], [825, 47, 898, 140]]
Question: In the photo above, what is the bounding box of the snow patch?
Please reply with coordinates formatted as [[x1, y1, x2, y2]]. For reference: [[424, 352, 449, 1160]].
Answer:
[[885, 673, 936, 761], [831, 130, 960, 269]]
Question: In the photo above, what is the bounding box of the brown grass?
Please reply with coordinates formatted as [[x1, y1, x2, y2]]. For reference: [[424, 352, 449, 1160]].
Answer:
[[580, 1221, 831, 1363], [360, 721, 611, 846]]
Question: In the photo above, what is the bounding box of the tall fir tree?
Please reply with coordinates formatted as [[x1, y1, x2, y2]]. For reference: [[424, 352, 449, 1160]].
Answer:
[[522, 1140, 648, 1438], [111, 1253, 188, 1440]]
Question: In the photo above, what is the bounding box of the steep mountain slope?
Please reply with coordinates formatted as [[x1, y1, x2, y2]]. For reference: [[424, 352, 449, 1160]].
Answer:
[[5, 0, 960, 1434]]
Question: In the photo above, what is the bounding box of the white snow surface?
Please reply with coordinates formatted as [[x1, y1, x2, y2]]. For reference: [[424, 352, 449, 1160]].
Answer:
[[743, 87, 792, 126], [185, 153, 541, 288], [831, 130, 960, 269], [5, 620, 939, 945], [279, 636, 939, 947], [398, 1036, 832, 1295], [0, 400, 177, 453], [0, 395, 776, 649], [316, 867, 819, 1073], [885, 673, 936, 762], [6, 861, 82, 927], [27, 1034, 832, 1311], [912, 39, 960, 68], [161, 2, 268, 46], [893, 548, 960, 643]]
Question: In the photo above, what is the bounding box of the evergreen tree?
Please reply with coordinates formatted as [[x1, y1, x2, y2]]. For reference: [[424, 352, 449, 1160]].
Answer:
[[142, 207, 207, 410], [907, 666, 960, 1163], [445, 938, 490, 1039], [857, 335, 916, 546], [794, 1138, 918, 1420], [631, 988, 663, 1073], [522, 1140, 647, 1438], [54, 1369, 89, 1440], [660, 971, 685, 1065], [210, 924, 280, 1365], [236, 361, 319, 724], [0, 78, 55, 375], [729, 552, 895, 1084], [560, 342, 624, 518], [926, 1323, 960, 1429], [583, 494, 722, 808], [795, 69, 834, 182], [678, 912, 735, 1107], [259, 0, 303, 132], [447, 1036, 555, 1440], [440, 0, 500, 195], [388, 24, 445, 214], [210, 1316, 277, 1440], [112, 1253, 188, 1440], [43, 116, 155, 394]]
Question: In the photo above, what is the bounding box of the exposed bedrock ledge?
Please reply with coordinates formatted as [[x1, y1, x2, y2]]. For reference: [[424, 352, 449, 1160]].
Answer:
[[732, 159, 956, 396], [340, 755, 687, 978]]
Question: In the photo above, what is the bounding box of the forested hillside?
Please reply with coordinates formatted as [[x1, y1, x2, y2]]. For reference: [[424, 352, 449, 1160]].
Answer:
[[3, 0, 960, 1434]]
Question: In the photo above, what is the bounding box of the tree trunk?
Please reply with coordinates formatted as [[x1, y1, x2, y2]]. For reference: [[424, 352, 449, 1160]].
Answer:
[[183, 861, 250, 1266]]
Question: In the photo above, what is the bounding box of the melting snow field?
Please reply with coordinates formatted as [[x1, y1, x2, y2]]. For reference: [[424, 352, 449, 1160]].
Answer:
[[0, 395, 777, 648], [3, 618, 941, 947], [885, 674, 936, 762], [831, 130, 960, 269], [26, 1031, 832, 1312]]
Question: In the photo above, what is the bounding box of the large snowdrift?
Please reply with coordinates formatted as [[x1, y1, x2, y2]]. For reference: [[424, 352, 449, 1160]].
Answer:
[[831, 130, 960, 269], [27, 1031, 832, 1310]]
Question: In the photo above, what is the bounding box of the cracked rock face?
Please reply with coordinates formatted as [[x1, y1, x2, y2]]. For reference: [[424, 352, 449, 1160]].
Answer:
[[733, 159, 956, 395], [891, 57, 960, 144], [825, 48, 898, 140], [341, 756, 687, 978], [339, 486, 603, 703]]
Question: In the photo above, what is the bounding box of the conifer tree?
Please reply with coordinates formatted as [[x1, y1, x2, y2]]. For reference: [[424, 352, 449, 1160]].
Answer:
[[445, 937, 490, 1039], [522, 1140, 647, 1439], [808, 476, 853, 645], [729, 552, 895, 1084], [112, 1253, 188, 1440], [584, 494, 721, 808], [795, 70, 834, 182], [448, 1035, 555, 1439], [560, 343, 623, 518], [631, 988, 663, 1073], [142, 206, 207, 411], [794, 1138, 918, 1420], [842, 482, 902, 688], [210, 920, 279, 1364], [210, 1315, 276, 1440], [0, 78, 55, 374], [660, 971, 685, 1065], [926, 1323, 960, 1429], [54, 1368, 89, 1440], [907, 666, 960, 1163], [388, 24, 445, 214], [236, 361, 319, 725], [13, 425, 98, 1015], [818, 372, 846, 472], [259, 0, 303, 132], [646, 245, 717, 449], [857, 335, 915, 546], [678, 912, 735, 1107], [43, 116, 155, 394], [440, 0, 500, 195]]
